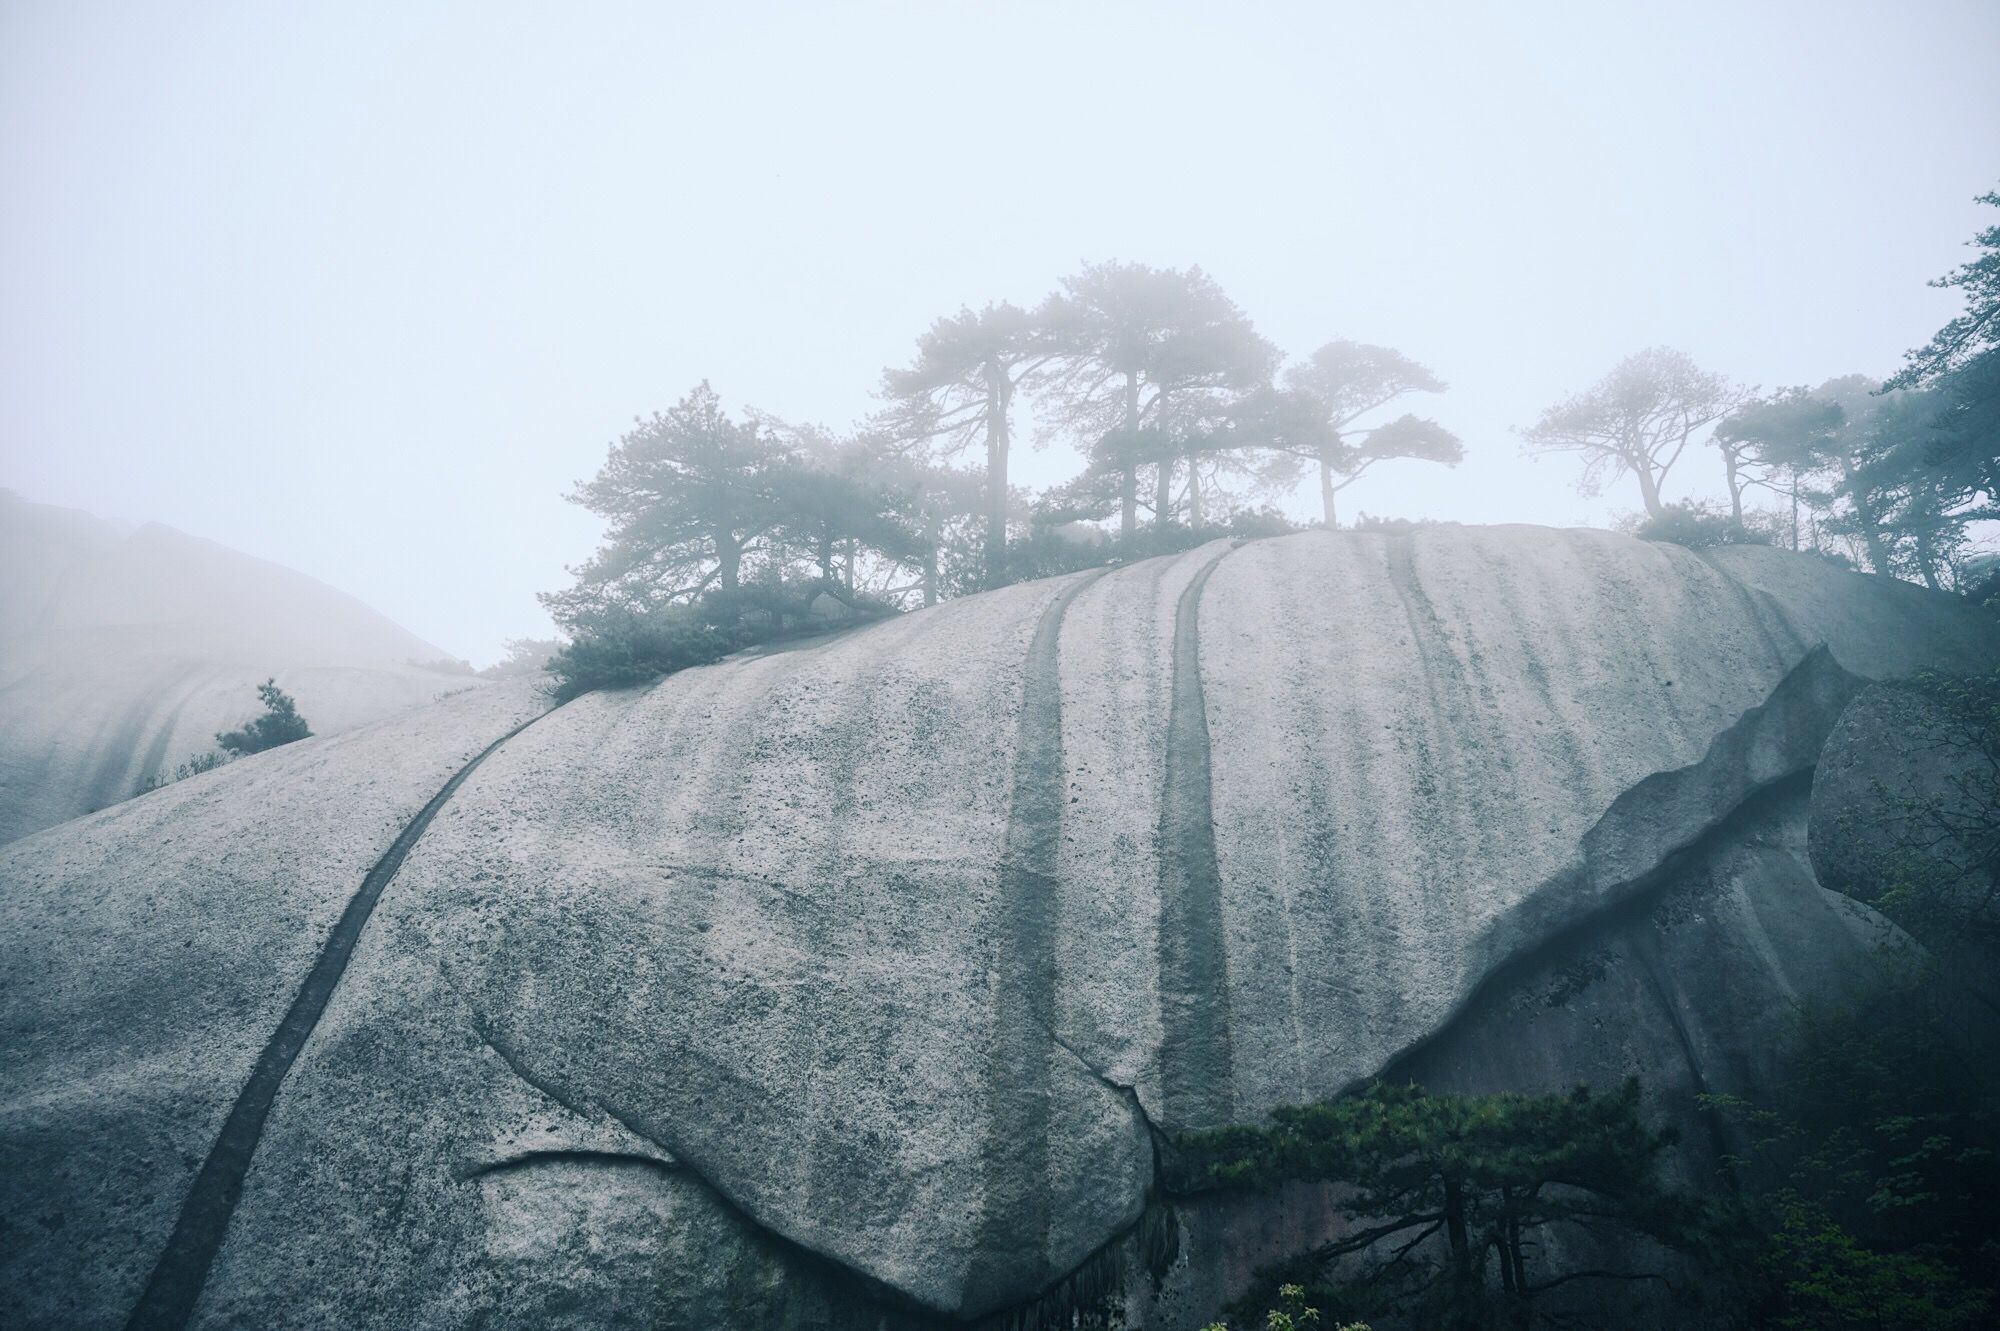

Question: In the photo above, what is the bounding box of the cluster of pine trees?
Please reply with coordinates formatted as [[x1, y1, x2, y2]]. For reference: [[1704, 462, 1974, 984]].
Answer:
[[543, 260, 1466, 642], [542, 194, 1996, 696], [1524, 192, 1997, 589]]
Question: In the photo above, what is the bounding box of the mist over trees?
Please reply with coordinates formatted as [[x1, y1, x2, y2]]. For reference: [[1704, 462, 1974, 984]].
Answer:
[[542, 193, 1996, 695], [542, 261, 1463, 676], [1518, 191, 1999, 592], [1522, 346, 1744, 522]]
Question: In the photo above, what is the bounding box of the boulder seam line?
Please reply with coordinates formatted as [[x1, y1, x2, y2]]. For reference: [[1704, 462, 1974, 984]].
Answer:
[[122, 705, 556, 1331]]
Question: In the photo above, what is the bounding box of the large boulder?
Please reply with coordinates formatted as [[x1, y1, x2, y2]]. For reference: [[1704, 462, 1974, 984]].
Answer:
[[2, 525, 1994, 1330], [0, 490, 479, 843]]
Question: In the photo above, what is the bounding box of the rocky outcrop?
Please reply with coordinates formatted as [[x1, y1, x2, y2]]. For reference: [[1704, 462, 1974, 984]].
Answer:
[[0, 490, 477, 842], [1, 526, 1994, 1330]]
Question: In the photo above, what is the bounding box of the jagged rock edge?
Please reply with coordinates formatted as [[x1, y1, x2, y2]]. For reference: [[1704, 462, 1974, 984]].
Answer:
[[1373, 644, 1865, 1091]]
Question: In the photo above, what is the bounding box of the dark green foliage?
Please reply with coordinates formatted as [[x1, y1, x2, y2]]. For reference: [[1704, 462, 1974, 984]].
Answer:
[[1697, 668, 2000, 1325], [1703, 970, 2000, 1329], [1634, 500, 1773, 549], [215, 679, 311, 756], [1886, 188, 2000, 393], [548, 383, 960, 640], [970, 507, 1301, 595], [1745, 1197, 1992, 1331], [1708, 375, 1985, 586], [551, 382, 791, 620], [1178, 1080, 1696, 1330], [542, 583, 887, 703]]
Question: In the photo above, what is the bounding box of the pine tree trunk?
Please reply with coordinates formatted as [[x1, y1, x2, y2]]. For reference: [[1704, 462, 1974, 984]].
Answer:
[[1913, 520, 1942, 591], [717, 531, 741, 593], [922, 513, 939, 607], [985, 366, 1010, 589], [1442, 1175, 1479, 1330], [1319, 456, 1337, 528], [1840, 458, 1894, 574], [1188, 461, 1203, 528], [1120, 372, 1140, 545], [1636, 466, 1666, 520]]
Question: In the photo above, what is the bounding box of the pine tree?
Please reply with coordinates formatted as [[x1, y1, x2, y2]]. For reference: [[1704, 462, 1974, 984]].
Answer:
[[215, 679, 312, 756]]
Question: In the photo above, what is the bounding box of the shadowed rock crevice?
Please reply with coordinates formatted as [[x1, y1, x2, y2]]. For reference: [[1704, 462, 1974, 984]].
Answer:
[[1157, 545, 1238, 1133], [458, 1150, 682, 1183], [1629, 933, 1741, 1190], [121, 708, 554, 1331], [1379, 636, 1865, 1081]]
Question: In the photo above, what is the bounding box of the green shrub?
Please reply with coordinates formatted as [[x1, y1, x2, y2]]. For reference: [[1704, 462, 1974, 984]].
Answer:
[[215, 679, 311, 756], [543, 581, 890, 702], [1634, 501, 1774, 549]]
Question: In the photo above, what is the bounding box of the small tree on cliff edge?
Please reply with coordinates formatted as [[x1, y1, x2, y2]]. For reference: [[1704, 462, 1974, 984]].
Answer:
[[215, 679, 312, 756]]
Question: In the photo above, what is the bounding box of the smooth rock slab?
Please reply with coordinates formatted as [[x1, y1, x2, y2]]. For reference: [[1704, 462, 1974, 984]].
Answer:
[[2, 526, 1996, 1328]]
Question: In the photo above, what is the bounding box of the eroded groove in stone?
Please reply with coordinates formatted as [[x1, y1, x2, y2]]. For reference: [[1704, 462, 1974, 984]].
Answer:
[[458, 1150, 680, 1182], [1157, 544, 1239, 1133], [966, 567, 1113, 1309], [122, 709, 553, 1331]]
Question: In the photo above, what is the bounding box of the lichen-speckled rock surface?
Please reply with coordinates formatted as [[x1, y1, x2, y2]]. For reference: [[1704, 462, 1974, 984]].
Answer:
[[2, 526, 1995, 1330], [0, 490, 480, 843]]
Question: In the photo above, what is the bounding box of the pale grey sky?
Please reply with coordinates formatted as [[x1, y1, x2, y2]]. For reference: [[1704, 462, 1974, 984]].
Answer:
[[3, 0, 1996, 664]]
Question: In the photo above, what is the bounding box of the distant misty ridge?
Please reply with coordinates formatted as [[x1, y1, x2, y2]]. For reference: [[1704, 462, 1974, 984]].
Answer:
[[0, 488, 486, 842]]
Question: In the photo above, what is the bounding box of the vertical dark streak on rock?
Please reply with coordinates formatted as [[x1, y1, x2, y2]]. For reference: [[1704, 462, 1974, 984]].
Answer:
[[122, 707, 554, 1331], [1631, 935, 1741, 1191], [84, 683, 176, 814], [1157, 545, 1239, 1133], [1693, 548, 1806, 662], [130, 681, 196, 796], [966, 569, 1113, 1308]]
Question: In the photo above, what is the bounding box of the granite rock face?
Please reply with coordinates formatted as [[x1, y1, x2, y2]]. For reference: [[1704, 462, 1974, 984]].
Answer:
[[2, 526, 1994, 1330], [0, 490, 478, 843]]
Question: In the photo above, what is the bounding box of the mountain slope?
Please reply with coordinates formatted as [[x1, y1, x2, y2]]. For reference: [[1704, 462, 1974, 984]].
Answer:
[[0, 489, 478, 842]]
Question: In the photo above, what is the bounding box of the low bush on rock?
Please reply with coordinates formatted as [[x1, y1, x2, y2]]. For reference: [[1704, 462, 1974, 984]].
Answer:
[[543, 582, 891, 702], [215, 679, 312, 756], [134, 679, 313, 795], [1633, 501, 1774, 549]]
